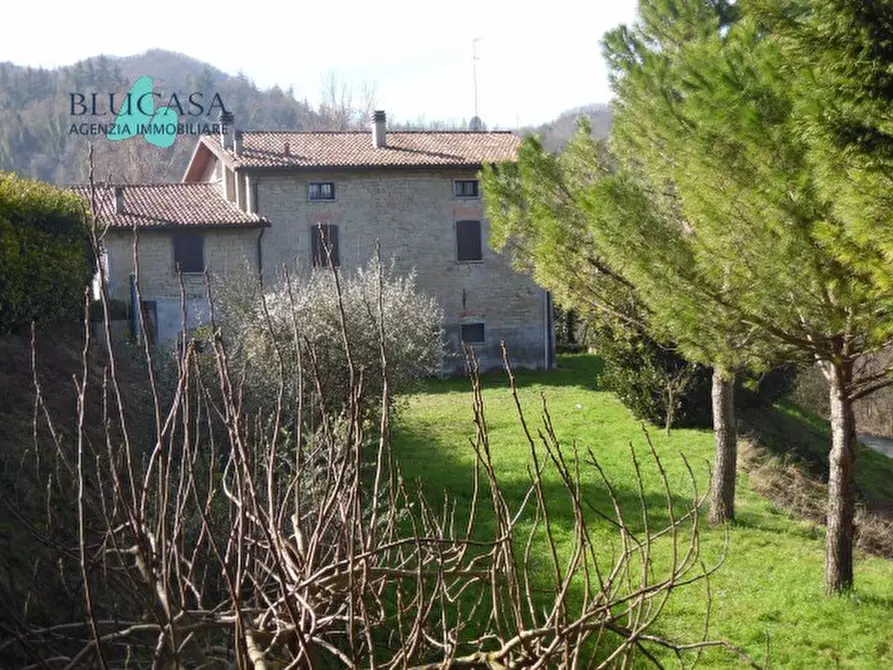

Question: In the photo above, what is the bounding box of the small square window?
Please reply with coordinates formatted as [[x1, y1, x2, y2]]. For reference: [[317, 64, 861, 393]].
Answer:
[[172, 233, 204, 273], [311, 224, 340, 267], [461, 323, 485, 344], [454, 180, 480, 198], [456, 220, 483, 262], [308, 182, 335, 201]]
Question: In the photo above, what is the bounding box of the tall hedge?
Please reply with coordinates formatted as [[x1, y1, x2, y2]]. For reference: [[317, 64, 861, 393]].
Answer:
[[0, 173, 94, 334]]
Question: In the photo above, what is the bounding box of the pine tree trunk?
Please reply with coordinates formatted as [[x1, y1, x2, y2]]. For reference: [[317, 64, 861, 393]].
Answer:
[[709, 368, 737, 524], [826, 361, 856, 594]]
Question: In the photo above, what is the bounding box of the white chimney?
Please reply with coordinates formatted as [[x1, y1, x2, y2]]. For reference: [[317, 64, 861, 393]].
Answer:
[[219, 111, 234, 150], [372, 110, 386, 148], [114, 186, 124, 214], [234, 130, 244, 156]]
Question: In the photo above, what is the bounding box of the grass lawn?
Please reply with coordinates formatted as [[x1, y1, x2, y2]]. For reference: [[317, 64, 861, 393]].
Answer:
[[392, 354, 893, 668]]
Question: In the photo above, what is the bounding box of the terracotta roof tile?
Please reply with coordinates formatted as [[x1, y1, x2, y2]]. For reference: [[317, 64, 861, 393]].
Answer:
[[68, 183, 267, 229], [204, 131, 522, 169]]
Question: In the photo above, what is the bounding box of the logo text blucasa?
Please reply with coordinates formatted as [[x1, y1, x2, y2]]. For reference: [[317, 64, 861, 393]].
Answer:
[[69, 92, 228, 117]]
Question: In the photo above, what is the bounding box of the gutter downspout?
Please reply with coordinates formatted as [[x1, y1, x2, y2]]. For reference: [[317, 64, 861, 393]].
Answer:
[[257, 227, 265, 282], [544, 289, 549, 370], [251, 175, 264, 283]]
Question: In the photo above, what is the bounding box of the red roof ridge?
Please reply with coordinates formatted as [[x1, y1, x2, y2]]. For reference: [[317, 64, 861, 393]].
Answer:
[[205, 130, 518, 136], [66, 182, 219, 189]]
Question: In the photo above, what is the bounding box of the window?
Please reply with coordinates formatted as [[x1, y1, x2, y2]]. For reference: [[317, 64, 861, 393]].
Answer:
[[172, 233, 204, 273], [311, 224, 340, 267], [456, 220, 482, 262], [460, 323, 485, 344], [308, 181, 335, 202], [454, 179, 480, 198]]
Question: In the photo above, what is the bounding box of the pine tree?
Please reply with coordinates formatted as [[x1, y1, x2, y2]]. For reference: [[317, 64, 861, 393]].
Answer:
[[485, 0, 759, 525], [605, 1, 893, 594], [487, 0, 893, 593], [755, 0, 893, 291]]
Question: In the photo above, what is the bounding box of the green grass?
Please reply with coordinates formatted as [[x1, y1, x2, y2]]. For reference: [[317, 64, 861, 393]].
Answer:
[[392, 354, 893, 668]]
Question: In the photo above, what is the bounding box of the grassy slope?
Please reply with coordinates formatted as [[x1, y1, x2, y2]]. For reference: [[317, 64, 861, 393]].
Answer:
[[740, 399, 893, 509], [392, 355, 893, 668]]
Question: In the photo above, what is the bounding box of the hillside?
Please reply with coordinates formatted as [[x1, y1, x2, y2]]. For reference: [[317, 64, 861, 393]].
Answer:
[[526, 102, 613, 151], [0, 50, 331, 184], [0, 326, 151, 642]]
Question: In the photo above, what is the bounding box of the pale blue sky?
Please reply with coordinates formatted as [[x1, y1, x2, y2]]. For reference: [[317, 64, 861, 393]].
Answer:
[[2, 1, 639, 128]]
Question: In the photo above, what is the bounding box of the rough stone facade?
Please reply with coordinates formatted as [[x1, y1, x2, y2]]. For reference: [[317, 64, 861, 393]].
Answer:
[[103, 228, 260, 345], [244, 168, 552, 372]]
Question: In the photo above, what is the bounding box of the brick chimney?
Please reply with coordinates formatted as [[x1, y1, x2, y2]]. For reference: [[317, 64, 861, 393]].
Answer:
[[372, 110, 386, 148], [219, 111, 235, 150], [114, 186, 124, 214]]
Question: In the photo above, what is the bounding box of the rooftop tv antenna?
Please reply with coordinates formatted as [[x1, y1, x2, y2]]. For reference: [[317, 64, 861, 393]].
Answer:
[[470, 37, 484, 131]]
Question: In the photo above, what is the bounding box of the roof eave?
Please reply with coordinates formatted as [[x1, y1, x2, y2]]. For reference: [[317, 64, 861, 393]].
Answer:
[[105, 219, 271, 231], [225, 161, 518, 173], [183, 137, 244, 180]]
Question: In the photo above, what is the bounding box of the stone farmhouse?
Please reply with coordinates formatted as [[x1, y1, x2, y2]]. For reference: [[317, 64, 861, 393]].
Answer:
[[74, 112, 556, 372]]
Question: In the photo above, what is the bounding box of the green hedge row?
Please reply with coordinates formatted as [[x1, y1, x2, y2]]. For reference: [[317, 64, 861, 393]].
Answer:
[[0, 173, 95, 334]]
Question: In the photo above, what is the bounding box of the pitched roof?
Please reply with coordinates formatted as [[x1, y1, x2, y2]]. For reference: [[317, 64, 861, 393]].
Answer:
[[199, 130, 522, 170], [68, 183, 267, 229]]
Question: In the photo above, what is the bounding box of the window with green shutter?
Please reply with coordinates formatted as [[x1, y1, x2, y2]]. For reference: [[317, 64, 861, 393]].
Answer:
[[456, 220, 482, 262]]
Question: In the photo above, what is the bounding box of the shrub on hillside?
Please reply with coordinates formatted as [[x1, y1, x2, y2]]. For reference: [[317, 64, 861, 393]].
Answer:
[[0, 172, 94, 334], [213, 257, 444, 418], [590, 323, 713, 430]]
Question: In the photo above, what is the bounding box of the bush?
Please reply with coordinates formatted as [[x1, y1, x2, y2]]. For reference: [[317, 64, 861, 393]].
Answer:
[[214, 257, 444, 419], [554, 303, 585, 353], [589, 323, 713, 430], [0, 173, 94, 334], [738, 363, 801, 408]]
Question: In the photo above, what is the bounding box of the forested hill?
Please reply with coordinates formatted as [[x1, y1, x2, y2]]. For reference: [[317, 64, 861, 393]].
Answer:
[[0, 48, 611, 184], [526, 103, 613, 151], [0, 50, 329, 184]]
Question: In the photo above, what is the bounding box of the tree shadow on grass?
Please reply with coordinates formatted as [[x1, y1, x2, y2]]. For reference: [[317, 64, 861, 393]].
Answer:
[[417, 354, 605, 396], [390, 403, 727, 666], [392, 417, 699, 543]]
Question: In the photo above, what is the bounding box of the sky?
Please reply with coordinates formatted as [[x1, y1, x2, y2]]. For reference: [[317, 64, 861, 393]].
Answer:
[[1, 1, 639, 128]]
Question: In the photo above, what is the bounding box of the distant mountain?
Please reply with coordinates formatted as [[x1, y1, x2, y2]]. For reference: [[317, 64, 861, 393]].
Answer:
[[525, 103, 613, 151], [0, 49, 612, 185], [0, 50, 347, 184]]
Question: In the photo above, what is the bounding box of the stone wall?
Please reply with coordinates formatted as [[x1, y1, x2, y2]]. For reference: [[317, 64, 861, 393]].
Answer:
[[253, 169, 552, 372], [103, 227, 260, 345]]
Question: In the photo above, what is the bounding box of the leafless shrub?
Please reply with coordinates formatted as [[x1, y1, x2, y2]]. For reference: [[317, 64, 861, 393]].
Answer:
[[740, 440, 893, 559], [316, 71, 377, 131]]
